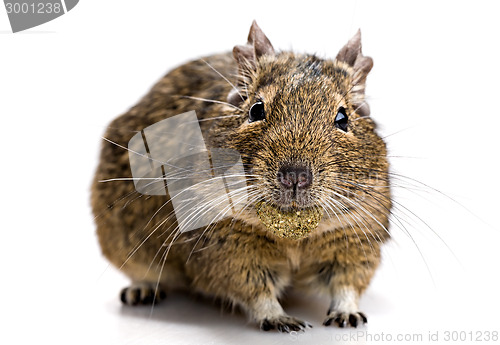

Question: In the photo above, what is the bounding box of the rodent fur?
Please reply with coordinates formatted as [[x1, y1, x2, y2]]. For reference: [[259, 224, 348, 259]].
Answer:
[[91, 21, 391, 331]]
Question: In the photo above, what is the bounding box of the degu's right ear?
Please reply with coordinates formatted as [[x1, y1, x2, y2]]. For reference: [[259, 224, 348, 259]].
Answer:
[[233, 20, 275, 71], [229, 21, 275, 106], [232, 21, 275, 88]]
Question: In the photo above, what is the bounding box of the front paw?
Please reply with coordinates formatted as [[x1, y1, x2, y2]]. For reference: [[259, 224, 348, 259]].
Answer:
[[260, 315, 312, 333], [323, 311, 367, 328]]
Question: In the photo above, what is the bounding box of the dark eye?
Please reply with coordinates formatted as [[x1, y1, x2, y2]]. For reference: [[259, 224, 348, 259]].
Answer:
[[334, 106, 348, 132], [249, 101, 265, 123]]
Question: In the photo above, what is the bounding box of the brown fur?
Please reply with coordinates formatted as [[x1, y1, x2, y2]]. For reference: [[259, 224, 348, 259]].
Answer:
[[91, 21, 391, 331]]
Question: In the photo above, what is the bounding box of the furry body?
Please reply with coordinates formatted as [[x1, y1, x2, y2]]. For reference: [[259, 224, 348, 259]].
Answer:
[[92, 22, 391, 331]]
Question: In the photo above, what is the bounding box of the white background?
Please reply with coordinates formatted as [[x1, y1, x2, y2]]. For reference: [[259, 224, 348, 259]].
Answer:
[[1, 1, 500, 344]]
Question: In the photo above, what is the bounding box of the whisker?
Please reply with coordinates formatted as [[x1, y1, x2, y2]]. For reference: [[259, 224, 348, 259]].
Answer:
[[201, 59, 244, 102], [177, 95, 243, 112]]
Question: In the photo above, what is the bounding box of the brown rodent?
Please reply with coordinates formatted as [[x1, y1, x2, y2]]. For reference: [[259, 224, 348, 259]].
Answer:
[[91, 21, 391, 332]]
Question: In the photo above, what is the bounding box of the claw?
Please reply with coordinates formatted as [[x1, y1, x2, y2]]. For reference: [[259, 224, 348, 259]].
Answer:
[[260, 315, 310, 333], [323, 311, 367, 328]]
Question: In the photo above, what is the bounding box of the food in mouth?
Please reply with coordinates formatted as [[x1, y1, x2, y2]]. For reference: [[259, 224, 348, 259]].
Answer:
[[255, 201, 324, 240]]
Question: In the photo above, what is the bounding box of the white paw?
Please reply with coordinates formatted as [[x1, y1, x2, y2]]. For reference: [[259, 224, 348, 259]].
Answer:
[[323, 311, 367, 328], [260, 315, 312, 333]]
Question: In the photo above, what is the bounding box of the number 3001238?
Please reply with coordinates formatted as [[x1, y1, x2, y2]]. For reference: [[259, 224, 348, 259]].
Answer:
[[5, 2, 62, 14]]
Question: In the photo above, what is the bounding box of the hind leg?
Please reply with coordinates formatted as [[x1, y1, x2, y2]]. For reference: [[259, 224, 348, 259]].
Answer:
[[120, 282, 166, 306], [118, 259, 190, 306], [120, 282, 167, 305]]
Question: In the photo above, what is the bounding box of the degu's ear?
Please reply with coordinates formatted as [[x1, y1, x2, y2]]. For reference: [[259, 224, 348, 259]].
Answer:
[[233, 21, 275, 78], [336, 30, 373, 116], [229, 21, 275, 106], [337, 29, 373, 81]]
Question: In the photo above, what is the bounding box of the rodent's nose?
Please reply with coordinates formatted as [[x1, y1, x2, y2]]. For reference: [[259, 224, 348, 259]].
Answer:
[[278, 166, 313, 190]]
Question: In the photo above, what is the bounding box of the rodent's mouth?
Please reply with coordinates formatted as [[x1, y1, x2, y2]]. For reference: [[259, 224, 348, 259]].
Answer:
[[255, 201, 323, 240], [272, 190, 314, 210], [254, 194, 317, 212], [270, 201, 312, 212]]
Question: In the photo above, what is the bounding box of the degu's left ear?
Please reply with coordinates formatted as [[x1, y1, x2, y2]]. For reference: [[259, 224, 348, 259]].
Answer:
[[336, 29, 373, 81], [336, 30, 373, 116], [228, 21, 275, 106]]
